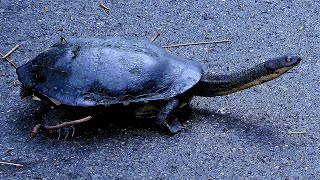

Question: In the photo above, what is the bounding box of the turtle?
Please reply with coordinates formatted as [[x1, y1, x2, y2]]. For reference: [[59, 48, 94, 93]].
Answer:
[[16, 37, 301, 136]]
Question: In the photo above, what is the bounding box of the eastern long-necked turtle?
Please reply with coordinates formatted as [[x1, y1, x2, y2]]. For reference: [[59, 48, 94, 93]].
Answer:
[[16, 37, 301, 135]]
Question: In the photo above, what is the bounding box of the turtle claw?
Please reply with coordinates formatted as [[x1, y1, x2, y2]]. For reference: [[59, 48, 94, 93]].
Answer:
[[63, 126, 71, 140], [57, 129, 62, 140], [71, 125, 75, 137], [49, 125, 76, 140], [63, 128, 68, 140], [71, 126, 76, 137], [62, 125, 76, 140]]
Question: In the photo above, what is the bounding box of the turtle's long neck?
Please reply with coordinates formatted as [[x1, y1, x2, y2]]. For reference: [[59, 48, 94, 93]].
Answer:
[[193, 63, 288, 97]]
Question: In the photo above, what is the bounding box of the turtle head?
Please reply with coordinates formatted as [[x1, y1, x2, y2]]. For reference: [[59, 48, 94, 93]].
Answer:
[[264, 54, 302, 74]]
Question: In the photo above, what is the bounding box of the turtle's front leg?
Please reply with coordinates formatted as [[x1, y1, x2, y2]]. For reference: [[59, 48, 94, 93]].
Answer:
[[156, 99, 183, 134]]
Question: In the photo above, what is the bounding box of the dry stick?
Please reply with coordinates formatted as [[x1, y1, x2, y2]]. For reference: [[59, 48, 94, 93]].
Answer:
[[288, 131, 306, 134], [44, 116, 92, 130], [3, 44, 20, 59], [0, 161, 23, 167], [0, 52, 18, 68], [99, 2, 109, 10], [151, 32, 160, 42], [162, 39, 230, 48]]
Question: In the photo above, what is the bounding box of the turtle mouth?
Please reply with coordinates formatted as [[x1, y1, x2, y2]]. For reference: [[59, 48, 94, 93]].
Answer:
[[274, 66, 294, 76]]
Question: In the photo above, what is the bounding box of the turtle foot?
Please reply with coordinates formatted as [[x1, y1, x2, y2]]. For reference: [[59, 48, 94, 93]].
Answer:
[[31, 116, 92, 139], [166, 119, 183, 134], [31, 124, 76, 140]]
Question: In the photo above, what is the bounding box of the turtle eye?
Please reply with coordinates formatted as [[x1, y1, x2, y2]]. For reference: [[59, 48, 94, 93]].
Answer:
[[285, 56, 292, 62]]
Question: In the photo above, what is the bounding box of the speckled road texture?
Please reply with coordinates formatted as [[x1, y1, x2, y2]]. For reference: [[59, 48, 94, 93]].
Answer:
[[0, 0, 319, 179]]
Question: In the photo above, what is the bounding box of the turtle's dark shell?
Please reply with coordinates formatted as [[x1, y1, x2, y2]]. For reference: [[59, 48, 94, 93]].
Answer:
[[17, 37, 203, 106]]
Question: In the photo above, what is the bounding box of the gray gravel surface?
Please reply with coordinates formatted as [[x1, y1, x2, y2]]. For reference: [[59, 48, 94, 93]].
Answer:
[[0, 0, 319, 179]]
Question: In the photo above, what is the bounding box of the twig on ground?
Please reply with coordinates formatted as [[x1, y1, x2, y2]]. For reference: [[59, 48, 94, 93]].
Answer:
[[0, 161, 23, 167], [162, 39, 230, 48], [151, 32, 160, 42], [288, 131, 306, 135], [2, 44, 20, 59], [99, 2, 109, 10]]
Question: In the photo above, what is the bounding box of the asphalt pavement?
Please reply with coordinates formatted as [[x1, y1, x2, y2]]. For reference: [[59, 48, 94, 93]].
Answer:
[[0, 0, 319, 179]]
